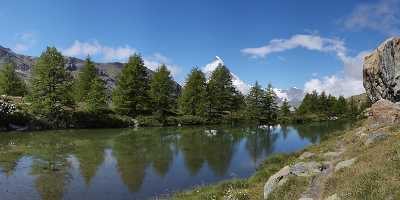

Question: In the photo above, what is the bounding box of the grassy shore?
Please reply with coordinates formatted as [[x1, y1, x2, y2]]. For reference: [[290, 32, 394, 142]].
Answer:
[[170, 118, 400, 200]]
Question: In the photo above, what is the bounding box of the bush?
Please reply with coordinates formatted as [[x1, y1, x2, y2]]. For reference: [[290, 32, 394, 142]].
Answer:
[[0, 98, 16, 126], [136, 115, 163, 127], [178, 115, 205, 125], [71, 111, 134, 128]]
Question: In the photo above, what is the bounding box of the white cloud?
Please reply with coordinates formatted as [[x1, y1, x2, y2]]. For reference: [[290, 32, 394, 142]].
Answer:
[[144, 53, 181, 77], [62, 40, 136, 62], [241, 34, 346, 58], [242, 34, 369, 97], [343, 0, 400, 35], [13, 32, 36, 53], [63, 41, 182, 78]]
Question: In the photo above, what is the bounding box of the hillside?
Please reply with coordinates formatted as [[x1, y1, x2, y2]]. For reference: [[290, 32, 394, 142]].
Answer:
[[0, 45, 181, 92]]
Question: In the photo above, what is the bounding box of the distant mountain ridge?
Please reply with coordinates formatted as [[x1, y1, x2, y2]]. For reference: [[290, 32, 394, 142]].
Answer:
[[0, 45, 181, 93]]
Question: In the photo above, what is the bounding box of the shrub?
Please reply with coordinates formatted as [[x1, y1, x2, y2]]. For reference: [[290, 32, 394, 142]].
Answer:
[[137, 115, 163, 127], [178, 115, 206, 125], [0, 98, 16, 126], [71, 111, 134, 128]]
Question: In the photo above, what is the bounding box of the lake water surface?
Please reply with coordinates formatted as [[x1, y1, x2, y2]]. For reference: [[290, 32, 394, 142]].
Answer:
[[0, 121, 352, 200]]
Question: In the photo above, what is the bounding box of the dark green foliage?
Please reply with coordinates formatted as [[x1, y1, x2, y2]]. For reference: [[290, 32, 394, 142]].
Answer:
[[296, 90, 354, 122], [280, 98, 291, 122], [261, 84, 279, 125], [0, 63, 27, 96], [71, 112, 133, 128], [29, 47, 73, 125], [245, 81, 265, 121], [149, 64, 177, 123], [206, 64, 242, 118], [178, 115, 206, 125], [113, 54, 150, 117], [178, 67, 207, 116], [85, 77, 108, 113], [74, 57, 97, 102]]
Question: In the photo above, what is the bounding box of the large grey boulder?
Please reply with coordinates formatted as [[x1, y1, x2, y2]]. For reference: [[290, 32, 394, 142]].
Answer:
[[264, 162, 326, 199], [363, 37, 400, 103]]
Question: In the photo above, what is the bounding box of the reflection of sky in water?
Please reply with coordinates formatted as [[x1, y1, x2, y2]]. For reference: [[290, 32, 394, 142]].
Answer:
[[0, 121, 351, 200]]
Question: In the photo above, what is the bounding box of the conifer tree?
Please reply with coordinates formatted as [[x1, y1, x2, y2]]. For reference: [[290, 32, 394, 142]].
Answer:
[[206, 64, 238, 116], [261, 83, 278, 125], [245, 81, 265, 120], [86, 76, 108, 113], [280, 98, 291, 118], [149, 64, 176, 121], [178, 67, 207, 116], [74, 57, 97, 102], [112, 54, 150, 116], [0, 63, 27, 96], [30, 47, 73, 119], [335, 96, 347, 115]]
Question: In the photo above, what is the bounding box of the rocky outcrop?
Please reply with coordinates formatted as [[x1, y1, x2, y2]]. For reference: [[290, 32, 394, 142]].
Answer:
[[363, 37, 400, 103], [367, 99, 400, 125]]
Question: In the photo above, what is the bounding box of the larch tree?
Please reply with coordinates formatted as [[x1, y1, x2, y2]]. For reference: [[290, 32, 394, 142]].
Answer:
[[30, 47, 73, 122], [149, 64, 176, 122], [112, 54, 150, 116], [178, 67, 207, 116], [0, 63, 27, 96]]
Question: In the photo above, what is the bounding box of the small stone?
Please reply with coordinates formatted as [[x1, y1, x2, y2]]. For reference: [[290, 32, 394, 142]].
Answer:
[[325, 193, 340, 200], [299, 152, 315, 160], [335, 158, 357, 172], [323, 151, 342, 158], [290, 162, 324, 177], [365, 132, 387, 145]]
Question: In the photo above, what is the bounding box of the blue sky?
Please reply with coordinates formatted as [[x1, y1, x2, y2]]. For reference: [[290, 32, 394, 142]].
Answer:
[[0, 0, 398, 96]]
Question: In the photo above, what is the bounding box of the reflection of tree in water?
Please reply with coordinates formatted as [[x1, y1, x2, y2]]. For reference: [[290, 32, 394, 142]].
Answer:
[[293, 120, 351, 143], [0, 133, 28, 176], [147, 130, 177, 177], [178, 127, 239, 177], [71, 131, 109, 186], [245, 127, 278, 164], [178, 129, 206, 175], [113, 132, 149, 192], [112, 128, 177, 191], [202, 129, 236, 176], [27, 133, 75, 200], [281, 125, 290, 140]]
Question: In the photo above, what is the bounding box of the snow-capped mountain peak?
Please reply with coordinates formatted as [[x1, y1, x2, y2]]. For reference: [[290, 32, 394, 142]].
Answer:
[[202, 56, 250, 95]]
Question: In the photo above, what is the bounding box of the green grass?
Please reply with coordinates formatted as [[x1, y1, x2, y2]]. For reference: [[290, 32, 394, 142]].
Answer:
[[170, 153, 298, 200]]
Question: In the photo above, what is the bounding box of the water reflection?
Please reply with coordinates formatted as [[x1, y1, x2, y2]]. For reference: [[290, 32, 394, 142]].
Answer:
[[0, 120, 352, 200]]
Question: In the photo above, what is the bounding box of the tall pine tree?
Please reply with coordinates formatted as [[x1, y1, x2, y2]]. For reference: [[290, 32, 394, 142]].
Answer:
[[149, 64, 176, 122], [0, 63, 27, 96], [261, 84, 278, 125], [280, 98, 291, 118], [245, 81, 265, 121], [30, 47, 73, 120], [74, 57, 97, 102], [112, 54, 150, 116], [206, 64, 238, 117], [178, 67, 207, 116], [86, 76, 108, 113]]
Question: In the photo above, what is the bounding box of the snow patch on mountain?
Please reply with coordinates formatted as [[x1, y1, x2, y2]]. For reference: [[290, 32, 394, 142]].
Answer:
[[202, 56, 251, 94]]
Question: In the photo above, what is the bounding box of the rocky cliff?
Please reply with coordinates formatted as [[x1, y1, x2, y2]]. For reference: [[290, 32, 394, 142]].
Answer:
[[363, 37, 400, 103]]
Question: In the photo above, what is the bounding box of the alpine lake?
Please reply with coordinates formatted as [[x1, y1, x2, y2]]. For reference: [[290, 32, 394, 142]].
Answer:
[[0, 120, 353, 200]]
